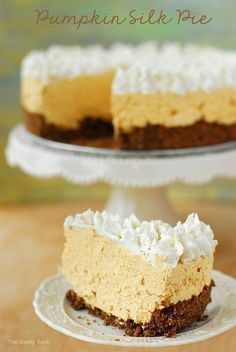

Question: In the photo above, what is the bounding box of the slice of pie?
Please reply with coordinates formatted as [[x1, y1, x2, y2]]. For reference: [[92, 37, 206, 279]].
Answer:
[[61, 210, 217, 337]]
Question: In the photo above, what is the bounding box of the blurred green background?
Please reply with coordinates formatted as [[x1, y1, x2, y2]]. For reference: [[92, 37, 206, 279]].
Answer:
[[1, 0, 236, 205]]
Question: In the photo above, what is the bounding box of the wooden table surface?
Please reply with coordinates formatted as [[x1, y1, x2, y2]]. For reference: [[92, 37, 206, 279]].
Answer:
[[1, 200, 236, 352]]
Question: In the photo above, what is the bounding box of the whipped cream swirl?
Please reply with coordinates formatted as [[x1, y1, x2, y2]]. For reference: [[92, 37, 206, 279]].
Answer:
[[64, 210, 217, 268]]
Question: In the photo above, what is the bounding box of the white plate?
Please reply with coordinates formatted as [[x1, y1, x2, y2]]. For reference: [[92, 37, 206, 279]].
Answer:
[[33, 270, 236, 347]]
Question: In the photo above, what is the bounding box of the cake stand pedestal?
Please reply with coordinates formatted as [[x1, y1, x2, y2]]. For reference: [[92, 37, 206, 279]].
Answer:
[[6, 125, 236, 224], [106, 186, 177, 224]]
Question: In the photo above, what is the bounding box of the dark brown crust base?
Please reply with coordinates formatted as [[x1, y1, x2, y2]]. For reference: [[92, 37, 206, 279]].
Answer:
[[23, 109, 236, 150], [66, 280, 214, 338], [23, 109, 114, 148], [117, 121, 236, 150]]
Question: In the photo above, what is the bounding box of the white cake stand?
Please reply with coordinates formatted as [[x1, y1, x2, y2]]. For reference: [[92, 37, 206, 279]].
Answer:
[[6, 125, 236, 224]]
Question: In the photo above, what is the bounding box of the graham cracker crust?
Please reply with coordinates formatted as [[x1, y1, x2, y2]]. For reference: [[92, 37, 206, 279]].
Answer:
[[117, 122, 236, 150], [23, 109, 114, 148], [66, 280, 214, 338], [23, 109, 236, 150]]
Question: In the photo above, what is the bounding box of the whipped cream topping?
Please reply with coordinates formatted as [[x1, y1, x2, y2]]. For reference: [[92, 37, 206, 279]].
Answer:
[[21, 42, 158, 82], [64, 210, 217, 268], [112, 43, 236, 94], [21, 45, 109, 82], [22, 42, 236, 93]]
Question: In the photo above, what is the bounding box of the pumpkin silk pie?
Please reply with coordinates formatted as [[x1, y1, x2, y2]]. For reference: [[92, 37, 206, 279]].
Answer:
[[21, 43, 236, 149]]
